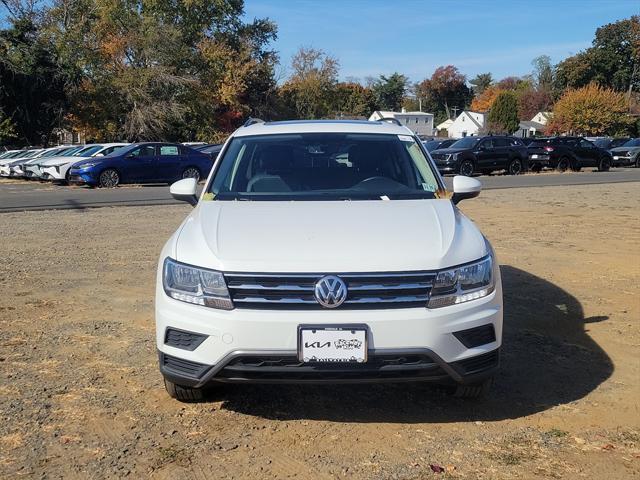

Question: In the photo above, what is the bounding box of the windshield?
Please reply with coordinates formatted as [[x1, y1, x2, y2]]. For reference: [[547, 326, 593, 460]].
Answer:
[[74, 145, 103, 157], [622, 138, 640, 147], [593, 139, 611, 148], [208, 133, 441, 201], [449, 137, 480, 149]]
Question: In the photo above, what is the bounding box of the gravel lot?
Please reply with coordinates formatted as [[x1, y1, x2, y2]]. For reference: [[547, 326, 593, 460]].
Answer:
[[1, 182, 639, 479]]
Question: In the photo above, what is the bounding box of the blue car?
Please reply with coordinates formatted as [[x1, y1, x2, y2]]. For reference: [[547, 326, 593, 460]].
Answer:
[[68, 142, 213, 187]]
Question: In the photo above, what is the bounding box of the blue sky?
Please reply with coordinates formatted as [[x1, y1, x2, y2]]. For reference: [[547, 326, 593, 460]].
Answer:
[[244, 0, 639, 83]]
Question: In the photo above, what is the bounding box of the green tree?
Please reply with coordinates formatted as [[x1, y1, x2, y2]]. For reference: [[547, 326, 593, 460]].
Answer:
[[372, 73, 408, 111], [333, 82, 376, 118], [470, 73, 493, 97], [531, 55, 554, 91], [487, 91, 519, 133]]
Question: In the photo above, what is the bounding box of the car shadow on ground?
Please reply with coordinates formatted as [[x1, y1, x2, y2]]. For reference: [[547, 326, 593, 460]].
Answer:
[[218, 265, 613, 423]]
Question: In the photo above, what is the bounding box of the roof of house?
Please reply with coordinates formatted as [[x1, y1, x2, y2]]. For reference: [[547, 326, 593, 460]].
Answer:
[[519, 120, 546, 130], [436, 118, 454, 129], [455, 111, 485, 129]]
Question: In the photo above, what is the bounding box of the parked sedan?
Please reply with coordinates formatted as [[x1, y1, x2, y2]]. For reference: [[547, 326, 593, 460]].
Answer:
[[0, 149, 44, 176], [39, 143, 129, 183], [68, 142, 213, 187], [11, 146, 83, 177], [610, 138, 640, 167]]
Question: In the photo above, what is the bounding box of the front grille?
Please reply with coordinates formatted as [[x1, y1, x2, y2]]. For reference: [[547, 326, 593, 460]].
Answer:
[[217, 354, 446, 381], [224, 272, 435, 309]]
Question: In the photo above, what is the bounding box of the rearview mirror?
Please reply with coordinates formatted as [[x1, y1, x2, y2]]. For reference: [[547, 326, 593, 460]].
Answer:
[[170, 178, 198, 206], [451, 175, 481, 204]]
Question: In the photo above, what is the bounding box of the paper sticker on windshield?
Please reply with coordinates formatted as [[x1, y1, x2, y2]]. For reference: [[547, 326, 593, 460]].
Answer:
[[422, 183, 436, 192], [397, 135, 414, 143]]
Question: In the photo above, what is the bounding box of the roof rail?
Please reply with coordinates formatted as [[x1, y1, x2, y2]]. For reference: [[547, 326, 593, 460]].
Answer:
[[243, 117, 265, 127], [376, 117, 403, 127]]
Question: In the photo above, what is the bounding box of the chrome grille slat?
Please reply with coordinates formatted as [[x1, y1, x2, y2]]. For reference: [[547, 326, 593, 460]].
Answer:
[[225, 271, 435, 310]]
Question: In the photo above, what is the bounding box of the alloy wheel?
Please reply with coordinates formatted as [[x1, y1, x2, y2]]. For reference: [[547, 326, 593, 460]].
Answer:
[[182, 167, 200, 182]]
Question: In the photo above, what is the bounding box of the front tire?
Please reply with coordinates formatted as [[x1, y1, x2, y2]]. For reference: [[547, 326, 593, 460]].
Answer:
[[164, 378, 206, 402], [556, 157, 570, 172], [507, 158, 523, 175], [99, 169, 120, 188], [598, 157, 611, 172], [459, 159, 474, 177]]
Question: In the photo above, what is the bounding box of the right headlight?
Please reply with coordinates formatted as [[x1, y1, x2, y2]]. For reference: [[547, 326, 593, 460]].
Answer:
[[163, 257, 233, 310], [428, 254, 495, 308]]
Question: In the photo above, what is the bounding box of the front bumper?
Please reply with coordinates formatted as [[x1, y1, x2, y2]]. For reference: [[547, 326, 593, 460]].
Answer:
[[156, 278, 503, 387], [41, 166, 64, 180], [68, 169, 96, 185], [612, 155, 635, 167], [0, 165, 10, 176]]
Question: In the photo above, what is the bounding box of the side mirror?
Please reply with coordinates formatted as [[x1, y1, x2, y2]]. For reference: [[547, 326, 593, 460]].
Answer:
[[451, 175, 481, 204], [170, 178, 198, 206]]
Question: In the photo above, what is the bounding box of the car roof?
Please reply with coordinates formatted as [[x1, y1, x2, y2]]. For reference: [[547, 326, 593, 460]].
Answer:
[[233, 119, 414, 138]]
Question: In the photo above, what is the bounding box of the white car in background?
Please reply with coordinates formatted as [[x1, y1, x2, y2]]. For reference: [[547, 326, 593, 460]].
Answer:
[[0, 149, 43, 176], [11, 146, 84, 177], [39, 143, 129, 182]]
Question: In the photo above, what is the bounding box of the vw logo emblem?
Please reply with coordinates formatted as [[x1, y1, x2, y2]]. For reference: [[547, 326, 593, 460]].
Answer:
[[314, 275, 347, 308]]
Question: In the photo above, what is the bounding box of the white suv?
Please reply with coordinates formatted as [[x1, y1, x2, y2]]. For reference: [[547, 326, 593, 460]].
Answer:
[[156, 119, 503, 401]]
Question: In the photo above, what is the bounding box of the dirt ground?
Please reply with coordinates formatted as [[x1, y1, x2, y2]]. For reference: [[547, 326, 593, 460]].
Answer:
[[0, 182, 639, 479]]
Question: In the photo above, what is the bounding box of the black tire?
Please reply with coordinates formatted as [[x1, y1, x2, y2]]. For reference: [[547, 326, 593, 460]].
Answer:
[[556, 157, 570, 172], [99, 168, 120, 188], [452, 377, 493, 399], [182, 167, 201, 182], [636, 157, 640, 168], [164, 378, 205, 402], [458, 159, 474, 176], [507, 158, 523, 175], [598, 157, 611, 172]]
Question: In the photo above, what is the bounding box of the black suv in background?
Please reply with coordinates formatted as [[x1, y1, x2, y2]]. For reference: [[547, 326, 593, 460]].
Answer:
[[527, 137, 613, 172], [430, 135, 528, 176]]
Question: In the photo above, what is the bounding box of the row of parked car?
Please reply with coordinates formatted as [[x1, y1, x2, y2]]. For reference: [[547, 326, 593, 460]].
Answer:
[[423, 136, 640, 176], [0, 142, 222, 187]]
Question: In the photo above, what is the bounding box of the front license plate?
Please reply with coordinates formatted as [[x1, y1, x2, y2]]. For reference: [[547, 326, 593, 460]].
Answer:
[[299, 327, 367, 363], [530, 154, 539, 159]]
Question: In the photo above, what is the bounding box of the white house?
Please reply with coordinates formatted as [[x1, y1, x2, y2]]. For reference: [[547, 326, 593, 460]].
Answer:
[[447, 111, 486, 138], [436, 118, 454, 135], [369, 110, 434, 137], [531, 111, 551, 125], [514, 112, 552, 138]]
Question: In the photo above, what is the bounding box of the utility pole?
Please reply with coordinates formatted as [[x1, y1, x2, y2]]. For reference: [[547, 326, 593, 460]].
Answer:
[[418, 97, 422, 112], [451, 106, 459, 119]]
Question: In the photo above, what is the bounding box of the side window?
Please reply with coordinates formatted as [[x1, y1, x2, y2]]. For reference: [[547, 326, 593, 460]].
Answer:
[[129, 146, 156, 157], [479, 139, 493, 149], [493, 138, 508, 147], [509, 138, 523, 146], [579, 139, 594, 148], [160, 145, 179, 156]]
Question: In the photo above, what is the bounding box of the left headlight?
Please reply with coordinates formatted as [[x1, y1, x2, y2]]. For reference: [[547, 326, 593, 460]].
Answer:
[[428, 254, 495, 308], [163, 257, 233, 310]]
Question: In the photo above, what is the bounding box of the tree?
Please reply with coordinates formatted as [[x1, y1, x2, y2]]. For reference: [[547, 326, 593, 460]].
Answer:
[[531, 55, 554, 91], [487, 91, 519, 134], [280, 47, 339, 119], [332, 82, 376, 118], [0, 109, 17, 145], [517, 87, 553, 120], [555, 16, 639, 96], [416, 65, 471, 119], [372, 73, 408, 111], [546, 83, 631, 135], [471, 85, 503, 112], [470, 73, 493, 97]]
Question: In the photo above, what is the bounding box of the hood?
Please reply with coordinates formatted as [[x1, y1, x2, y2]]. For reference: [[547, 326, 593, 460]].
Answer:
[[431, 147, 468, 155], [174, 200, 488, 273], [610, 146, 639, 154], [41, 155, 89, 167]]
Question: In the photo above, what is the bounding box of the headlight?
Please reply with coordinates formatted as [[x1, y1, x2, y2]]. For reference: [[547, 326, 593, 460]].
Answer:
[[428, 254, 495, 308], [77, 162, 98, 169], [163, 257, 233, 310]]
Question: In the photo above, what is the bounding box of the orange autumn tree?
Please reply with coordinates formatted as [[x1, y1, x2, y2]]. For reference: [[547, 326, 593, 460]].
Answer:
[[546, 83, 631, 135], [470, 85, 503, 112]]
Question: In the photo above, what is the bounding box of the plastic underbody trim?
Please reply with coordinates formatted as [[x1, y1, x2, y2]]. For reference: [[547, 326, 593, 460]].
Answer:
[[159, 348, 500, 388]]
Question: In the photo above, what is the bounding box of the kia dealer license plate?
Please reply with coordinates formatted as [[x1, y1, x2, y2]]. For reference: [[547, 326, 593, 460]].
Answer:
[[299, 327, 367, 363]]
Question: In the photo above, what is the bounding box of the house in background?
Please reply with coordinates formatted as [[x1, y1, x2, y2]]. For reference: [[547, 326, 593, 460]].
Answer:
[[447, 111, 486, 138], [514, 112, 552, 138], [369, 109, 434, 137], [53, 128, 85, 145], [436, 118, 454, 137]]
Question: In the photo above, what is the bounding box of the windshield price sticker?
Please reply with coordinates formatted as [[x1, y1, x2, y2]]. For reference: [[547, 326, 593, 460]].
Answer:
[[397, 135, 414, 143]]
